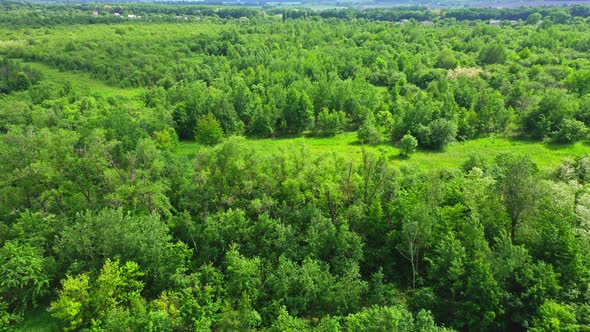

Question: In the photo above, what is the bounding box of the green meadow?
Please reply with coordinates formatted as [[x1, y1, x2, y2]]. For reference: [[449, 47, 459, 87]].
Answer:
[[21, 61, 143, 99], [178, 132, 590, 171]]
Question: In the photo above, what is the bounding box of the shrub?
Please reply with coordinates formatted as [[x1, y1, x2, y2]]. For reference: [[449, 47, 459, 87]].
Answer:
[[316, 108, 347, 137], [554, 118, 588, 143], [416, 119, 457, 150]]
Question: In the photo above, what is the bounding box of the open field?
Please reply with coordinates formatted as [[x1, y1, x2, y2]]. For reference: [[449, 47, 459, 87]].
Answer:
[[177, 132, 590, 171], [20, 61, 143, 99]]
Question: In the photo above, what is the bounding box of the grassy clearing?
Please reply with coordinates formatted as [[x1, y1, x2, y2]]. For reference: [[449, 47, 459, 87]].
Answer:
[[177, 132, 590, 171], [22, 61, 143, 99]]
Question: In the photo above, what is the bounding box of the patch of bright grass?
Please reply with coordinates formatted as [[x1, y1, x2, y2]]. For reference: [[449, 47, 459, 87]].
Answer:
[[21, 61, 143, 99], [177, 132, 590, 171]]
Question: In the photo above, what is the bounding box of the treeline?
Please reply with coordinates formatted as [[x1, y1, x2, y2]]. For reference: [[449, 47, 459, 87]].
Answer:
[[0, 2, 263, 28], [1, 75, 590, 330], [314, 5, 590, 21], [444, 5, 590, 21], [2, 3, 590, 29]]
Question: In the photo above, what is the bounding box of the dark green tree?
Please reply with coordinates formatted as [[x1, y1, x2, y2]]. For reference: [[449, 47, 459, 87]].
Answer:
[[493, 154, 539, 242], [479, 44, 507, 65], [358, 112, 382, 145], [195, 113, 225, 146], [13, 72, 31, 91], [284, 89, 314, 134], [0, 241, 49, 314]]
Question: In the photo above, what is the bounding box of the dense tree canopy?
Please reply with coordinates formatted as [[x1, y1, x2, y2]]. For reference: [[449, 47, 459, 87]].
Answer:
[[1, 3, 590, 331]]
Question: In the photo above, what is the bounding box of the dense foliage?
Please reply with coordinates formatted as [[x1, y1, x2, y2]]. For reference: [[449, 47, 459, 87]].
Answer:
[[1, 3, 590, 331]]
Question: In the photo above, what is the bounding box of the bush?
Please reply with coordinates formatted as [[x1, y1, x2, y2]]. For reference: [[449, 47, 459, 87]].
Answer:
[[554, 118, 588, 143], [315, 108, 347, 137], [416, 119, 457, 150]]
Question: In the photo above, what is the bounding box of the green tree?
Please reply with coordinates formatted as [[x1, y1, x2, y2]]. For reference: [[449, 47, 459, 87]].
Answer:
[[357, 112, 382, 145], [549, 11, 570, 24], [267, 256, 367, 317], [248, 98, 275, 137], [13, 72, 31, 91], [396, 202, 432, 289], [526, 12, 542, 25], [399, 133, 418, 157], [0, 241, 49, 314], [223, 245, 262, 302], [49, 259, 144, 331], [284, 89, 314, 134], [479, 44, 507, 65], [531, 300, 578, 332], [418, 118, 457, 150], [566, 70, 590, 96], [494, 153, 539, 242], [48, 273, 90, 331], [524, 89, 577, 139], [435, 49, 458, 70], [56, 209, 190, 294], [315, 108, 347, 137], [344, 305, 451, 331], [267, 306, 311, 332], [195, 113, 224, 146], [472, 90, 510, 135]]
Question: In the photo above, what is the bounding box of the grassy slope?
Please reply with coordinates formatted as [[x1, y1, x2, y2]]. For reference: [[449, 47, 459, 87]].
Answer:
[[178, 132, 590, 171]]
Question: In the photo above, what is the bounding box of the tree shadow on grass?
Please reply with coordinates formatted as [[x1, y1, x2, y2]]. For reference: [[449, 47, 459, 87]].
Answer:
[[508, 135, 583, 151], [543, 142, 579, 151], [348, 139, 396, 148], [348, 139, 365, 146], [390, 153, 409, 161]]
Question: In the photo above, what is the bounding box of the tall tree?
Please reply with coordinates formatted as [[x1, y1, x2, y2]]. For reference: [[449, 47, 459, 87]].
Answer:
[[493, 153, 539, 242]]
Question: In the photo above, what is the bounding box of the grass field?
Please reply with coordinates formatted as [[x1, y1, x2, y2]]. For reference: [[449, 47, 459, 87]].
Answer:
[[21, 61, 143, 99], [177, 132, 590, 172]]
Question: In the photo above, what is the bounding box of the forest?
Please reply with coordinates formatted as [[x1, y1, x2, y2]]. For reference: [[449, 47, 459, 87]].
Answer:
[[1, 2, 590, 331]]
